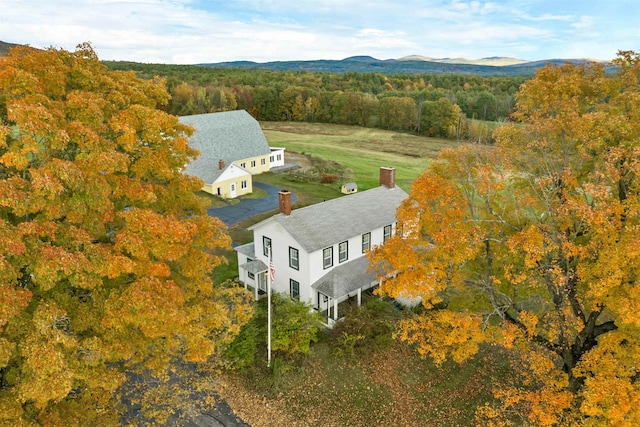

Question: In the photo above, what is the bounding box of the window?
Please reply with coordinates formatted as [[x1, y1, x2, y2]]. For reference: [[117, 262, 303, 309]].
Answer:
[[263, 236, 272, 256], [261, 158, 266, 165], [240, 162, 246, 168], [270, 155, 274, 162], [216, 187, 221, 196], [339, 241, 348, 263], [383, 225, 392, 243], [277, 154, 282, 161], [289, 247, 299, 270], [323, 247, 333, 269], [241, 180, 247, 189], [251, 160, 256, 168], [248, 271, 255, 279], [290, 279, 300, 301], [362, 233, 371, 253]]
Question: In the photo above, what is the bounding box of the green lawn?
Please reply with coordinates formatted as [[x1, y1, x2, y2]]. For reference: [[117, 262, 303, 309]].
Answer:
[[261, 121, 460, 190], [211, 122, 463, 282]]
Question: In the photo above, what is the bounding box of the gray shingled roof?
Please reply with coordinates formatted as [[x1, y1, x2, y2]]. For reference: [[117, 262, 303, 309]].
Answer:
[[343, 182, 357, 190], [251, 185, 408, 253], [240, 260, 268, 274], [312, 256, 377, 299], [234, 242, 255, 257], [179, 110, 270, 184]]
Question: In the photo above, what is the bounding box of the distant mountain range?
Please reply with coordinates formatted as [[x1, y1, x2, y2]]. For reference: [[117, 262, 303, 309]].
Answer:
[[0, 40, 607, 76], [199, 55, 609, 76]]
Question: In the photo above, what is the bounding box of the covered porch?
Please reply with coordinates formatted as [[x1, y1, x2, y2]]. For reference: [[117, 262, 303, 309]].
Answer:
[[235, 242, 268, 300], [312, 256, 379, 326]]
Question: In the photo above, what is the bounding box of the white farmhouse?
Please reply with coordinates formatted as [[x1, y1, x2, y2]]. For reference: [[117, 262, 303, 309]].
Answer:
[[235, 167, 408, 323]]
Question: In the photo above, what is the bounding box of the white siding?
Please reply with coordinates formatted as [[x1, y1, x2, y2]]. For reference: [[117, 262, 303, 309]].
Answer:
[[269, 148, 286, 168], [218, 164, 250, 181], [253, 220, 314, 305], [247, 214, 398, 308]]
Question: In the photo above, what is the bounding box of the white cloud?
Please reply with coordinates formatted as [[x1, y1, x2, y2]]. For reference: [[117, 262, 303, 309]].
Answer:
[[0, 0, 633, 63]]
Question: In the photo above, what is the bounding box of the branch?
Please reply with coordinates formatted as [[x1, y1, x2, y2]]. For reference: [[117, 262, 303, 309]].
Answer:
[[503, 310, 560, 354], [593, 320, 618, 337]]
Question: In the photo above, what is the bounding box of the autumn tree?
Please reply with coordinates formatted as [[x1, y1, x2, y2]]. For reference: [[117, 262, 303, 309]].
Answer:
[[420, 97, 462, 138], [0, 44, 253, 425], [370, 52, 640, 426], [378, 96, 418, 131]]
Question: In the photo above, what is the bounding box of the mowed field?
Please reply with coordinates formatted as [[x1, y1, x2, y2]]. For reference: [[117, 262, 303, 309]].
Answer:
[[261, 121, 462, 190]]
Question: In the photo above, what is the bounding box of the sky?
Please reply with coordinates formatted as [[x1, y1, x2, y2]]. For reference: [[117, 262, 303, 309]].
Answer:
[[1, 0, 638, 64]]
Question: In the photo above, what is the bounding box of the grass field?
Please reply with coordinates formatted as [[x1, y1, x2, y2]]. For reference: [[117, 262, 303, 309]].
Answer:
[[261, 121, 461, 190]]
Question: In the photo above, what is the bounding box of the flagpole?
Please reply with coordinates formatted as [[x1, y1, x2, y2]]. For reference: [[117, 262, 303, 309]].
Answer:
[[267, 245, 272, 368]]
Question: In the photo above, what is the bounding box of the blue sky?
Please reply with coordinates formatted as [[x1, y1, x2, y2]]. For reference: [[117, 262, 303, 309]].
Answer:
[[1, 0, 637, 64]]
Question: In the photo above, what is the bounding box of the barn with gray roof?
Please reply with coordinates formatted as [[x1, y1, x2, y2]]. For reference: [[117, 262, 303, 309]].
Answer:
[[180, 110, 283, 198]]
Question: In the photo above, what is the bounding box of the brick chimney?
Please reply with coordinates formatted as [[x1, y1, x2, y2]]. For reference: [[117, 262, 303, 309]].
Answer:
[[278, 190, 292, 216], [379, 167, 396, 189], [218, 159, 225, 170]]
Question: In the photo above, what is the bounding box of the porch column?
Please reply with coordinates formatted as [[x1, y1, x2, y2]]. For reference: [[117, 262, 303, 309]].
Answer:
[[357, 288, 362, 306], [254, 277, 259, 300], [333, 298, 339, 320]]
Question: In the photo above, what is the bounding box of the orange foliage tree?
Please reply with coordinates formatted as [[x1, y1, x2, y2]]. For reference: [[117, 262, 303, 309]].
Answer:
[[370, 52, 640, 426], [0, 44, 252, 424]]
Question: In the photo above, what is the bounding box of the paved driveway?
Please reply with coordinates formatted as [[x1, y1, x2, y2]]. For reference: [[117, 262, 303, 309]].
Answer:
[[207, 182, 298, 226]]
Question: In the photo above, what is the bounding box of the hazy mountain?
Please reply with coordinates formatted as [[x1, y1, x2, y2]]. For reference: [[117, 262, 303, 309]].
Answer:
[[0, 40, 608, 76], [199, 55, 608, 76], [397, 55, 530, 66]]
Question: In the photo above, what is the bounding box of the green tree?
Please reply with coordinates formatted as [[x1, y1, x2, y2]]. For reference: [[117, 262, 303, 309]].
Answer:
[[224, 293, 323, 370], [370, 53, 640, 426], [267, 293, 324, 355], [378, 96, 418, 131], [0, 44, 253, 424], [420, 97, 462, 137]]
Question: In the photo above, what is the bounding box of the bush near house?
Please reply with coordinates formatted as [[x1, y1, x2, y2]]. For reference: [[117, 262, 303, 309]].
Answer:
[[223, 293, 324, 371], [330, 298, 404, 358]]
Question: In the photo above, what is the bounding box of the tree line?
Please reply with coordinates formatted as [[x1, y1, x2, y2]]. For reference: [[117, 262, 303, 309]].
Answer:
[[106, 62, 529, 143]]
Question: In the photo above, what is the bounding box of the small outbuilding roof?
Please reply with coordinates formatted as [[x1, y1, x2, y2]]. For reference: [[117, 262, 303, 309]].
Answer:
[[342, 182, 357, 190]]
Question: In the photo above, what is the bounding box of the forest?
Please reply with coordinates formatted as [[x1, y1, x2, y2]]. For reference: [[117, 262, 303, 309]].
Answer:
[[105, 61, 529, 143]]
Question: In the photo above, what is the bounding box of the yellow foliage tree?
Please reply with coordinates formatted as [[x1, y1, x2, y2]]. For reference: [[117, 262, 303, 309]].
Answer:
[[370, 52, 640, 426], [0, 44, 253, 424]]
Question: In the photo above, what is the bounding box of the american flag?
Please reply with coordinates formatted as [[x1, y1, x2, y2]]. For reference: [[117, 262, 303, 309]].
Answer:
[[269, 259, 275, 282]]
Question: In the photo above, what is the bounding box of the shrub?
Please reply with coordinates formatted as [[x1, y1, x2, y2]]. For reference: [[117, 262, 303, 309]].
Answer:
[[330, 298, 403, 357], [222, 313, 259, 371], [321, 174, 339, 183], [223, 294, 324, 370]]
